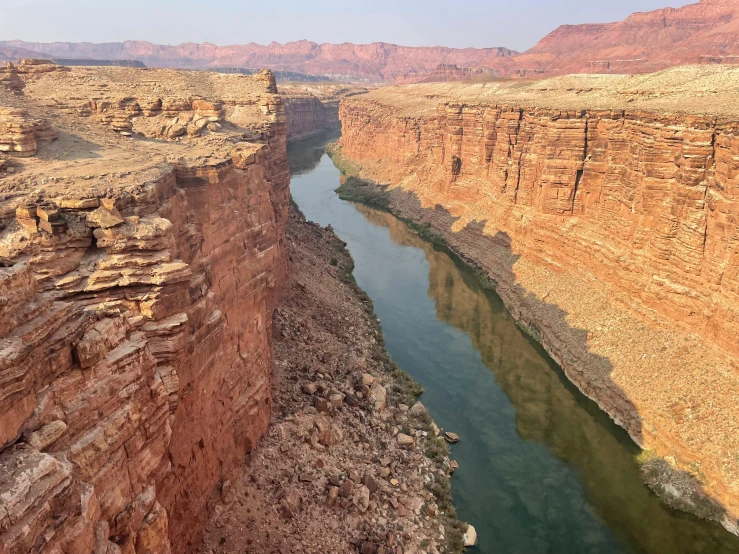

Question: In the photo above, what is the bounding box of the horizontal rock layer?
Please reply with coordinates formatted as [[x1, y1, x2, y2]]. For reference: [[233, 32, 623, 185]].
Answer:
[[283, 95, 340, 142], [0, 68, 288, 554], [338, 89, 739, 530]]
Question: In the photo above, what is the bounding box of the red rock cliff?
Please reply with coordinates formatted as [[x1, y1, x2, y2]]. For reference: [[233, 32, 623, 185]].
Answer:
[[483, 0, 739, 76], [0, 67, 288, 553], [338, 69, 739, 531]]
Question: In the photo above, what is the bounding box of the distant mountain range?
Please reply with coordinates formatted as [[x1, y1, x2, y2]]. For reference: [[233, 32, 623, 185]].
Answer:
[[2, 0, 738, 82], [0, 40, 516, 82]]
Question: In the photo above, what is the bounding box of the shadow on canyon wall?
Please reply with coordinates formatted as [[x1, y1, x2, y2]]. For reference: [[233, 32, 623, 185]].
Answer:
[[345, 181, 737, 552], [287, 130, 341, 176]]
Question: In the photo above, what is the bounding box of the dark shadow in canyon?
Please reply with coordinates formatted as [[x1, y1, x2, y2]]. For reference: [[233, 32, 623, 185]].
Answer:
[[345, 182, 736, 553]]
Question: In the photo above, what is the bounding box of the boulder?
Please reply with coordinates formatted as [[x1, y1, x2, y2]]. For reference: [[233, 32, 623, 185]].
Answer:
[[369, 382, 387, 410], [353, 484, 371, 513], [463, 524, 478, 547], [444, 432, 460, 444], [396, 433, 414, 447], [409, 402, 427, 418], [25, 420, 67, 450]]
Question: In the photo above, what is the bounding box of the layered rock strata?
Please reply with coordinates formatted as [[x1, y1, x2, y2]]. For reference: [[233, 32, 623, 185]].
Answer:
[[0, 67, 288, 553], [337, 67, 739, 532], [280, 84, 367, 142], [484, 0, 739, 76]]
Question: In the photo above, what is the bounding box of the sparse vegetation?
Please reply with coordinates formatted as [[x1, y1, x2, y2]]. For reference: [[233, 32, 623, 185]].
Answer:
[[638, 452, 726, 523]]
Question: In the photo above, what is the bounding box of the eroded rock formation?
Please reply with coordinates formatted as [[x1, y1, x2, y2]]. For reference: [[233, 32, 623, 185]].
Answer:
[[0, 67, 288, 553], [337, 67, 739, 532]]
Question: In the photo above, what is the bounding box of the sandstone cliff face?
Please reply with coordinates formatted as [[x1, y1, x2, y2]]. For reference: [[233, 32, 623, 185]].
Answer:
[[283, 94, 340, 143], [0, 67, 288, 553], [280, 84, 368, 142], [396, 64, 501, 84], [338, 72, 739, 530]]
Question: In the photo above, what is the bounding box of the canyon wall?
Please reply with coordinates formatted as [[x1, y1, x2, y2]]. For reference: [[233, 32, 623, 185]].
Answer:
[[0, 67, 288, 553], [337, 70, 739, 530], [283, 93, 340, 143], [281, 84, 368, 142]]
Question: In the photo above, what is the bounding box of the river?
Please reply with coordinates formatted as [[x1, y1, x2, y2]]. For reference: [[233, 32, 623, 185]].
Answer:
[[287, 132, 739, 554]]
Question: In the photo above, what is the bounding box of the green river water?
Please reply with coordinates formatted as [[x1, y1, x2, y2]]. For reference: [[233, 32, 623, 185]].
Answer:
[[287, 133, 739, 554]]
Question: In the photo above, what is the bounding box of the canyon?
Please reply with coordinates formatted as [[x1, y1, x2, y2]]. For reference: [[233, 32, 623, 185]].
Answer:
[[336, 65, 739, 533], [0, 61, 462, 554]]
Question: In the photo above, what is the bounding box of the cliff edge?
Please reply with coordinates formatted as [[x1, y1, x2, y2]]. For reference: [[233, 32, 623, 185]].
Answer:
[[0, 64, 288, 553]]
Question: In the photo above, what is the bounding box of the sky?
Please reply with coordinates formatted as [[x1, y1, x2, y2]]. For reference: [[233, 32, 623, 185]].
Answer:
[[1, 0, 695, 52]]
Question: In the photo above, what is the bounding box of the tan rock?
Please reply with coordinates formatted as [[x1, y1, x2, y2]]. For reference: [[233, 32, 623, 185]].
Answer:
[[396, 433, 414, 447], [409, 402, 427, 418], [58, 198, 100, 209], [353, 484, 371, 513], [327, 486, 340, 507], [443, 432, 460, 444], [87, 206, 125, 229], [369, 381, 387, 410], [25, 420, 68, 450], [463, 524, 478, 547]]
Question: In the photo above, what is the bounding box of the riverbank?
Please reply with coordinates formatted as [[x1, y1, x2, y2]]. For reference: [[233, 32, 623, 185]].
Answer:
[[325, 141, 736, 535], [198, 203, 466, 554]]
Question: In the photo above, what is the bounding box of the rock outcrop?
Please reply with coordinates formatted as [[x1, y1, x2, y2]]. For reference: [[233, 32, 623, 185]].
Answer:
[[337, 67, 739, 532], [0, 67, 288, 553]]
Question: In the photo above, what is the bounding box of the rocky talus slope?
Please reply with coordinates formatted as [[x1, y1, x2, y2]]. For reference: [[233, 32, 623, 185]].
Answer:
[[337, 66, 739, 533], [199, 206, 465, 554], [0, 65, 289, 553]]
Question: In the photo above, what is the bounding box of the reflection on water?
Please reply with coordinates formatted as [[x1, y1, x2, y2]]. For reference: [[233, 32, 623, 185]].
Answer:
[[287, 134, 739, 554]]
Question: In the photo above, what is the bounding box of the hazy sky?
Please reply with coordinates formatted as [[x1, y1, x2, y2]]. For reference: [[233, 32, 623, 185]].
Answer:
[[1, 0, 694, 52]]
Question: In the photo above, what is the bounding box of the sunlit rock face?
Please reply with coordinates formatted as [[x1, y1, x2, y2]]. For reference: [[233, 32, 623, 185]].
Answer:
[[0, 67, 288, 553]]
